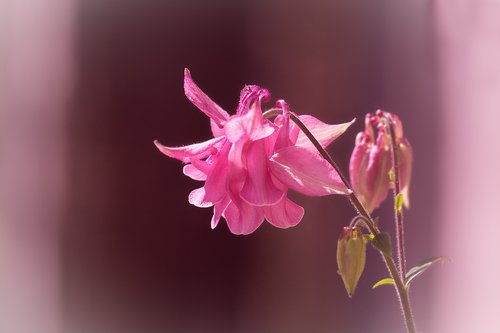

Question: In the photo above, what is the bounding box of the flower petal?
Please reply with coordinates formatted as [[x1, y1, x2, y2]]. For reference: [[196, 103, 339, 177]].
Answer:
[[185, 157, 215, 181], [295, 116, 355, 150], [224, 103, 275, 143], [183, 163, 207, 181], [204, 141, 230, 203], [188, 187, 213, 207], [236, 85, 270, 115], [210, 119, 225, 137], [364, 134, 392, 212], [264, 197, 304, 228], [240, 140, 285, 206], [184, 68, 230, 127], [211, 196, 231, 229], [349, 133, 370, 203], [225, 140, 248, 205], [223, 140, 269, 234], [154, 137, 225, 163], [223, 201, 265, 235], [273, 101, 294, 150], [269, 146, 350, 196]]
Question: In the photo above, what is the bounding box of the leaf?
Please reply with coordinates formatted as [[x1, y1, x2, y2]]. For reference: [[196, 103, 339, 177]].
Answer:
[[372, 278, 395, 289], [405, 256, 449, 287]]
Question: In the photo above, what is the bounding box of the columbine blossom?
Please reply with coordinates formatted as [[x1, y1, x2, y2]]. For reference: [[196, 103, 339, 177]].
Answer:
[[155, 69, 354, 234], [349, 112, 413, 213]]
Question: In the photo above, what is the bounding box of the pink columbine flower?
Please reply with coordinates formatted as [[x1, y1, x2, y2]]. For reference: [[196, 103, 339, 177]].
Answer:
[[155, 69, 354, 234], [349, 111, 413, 213]]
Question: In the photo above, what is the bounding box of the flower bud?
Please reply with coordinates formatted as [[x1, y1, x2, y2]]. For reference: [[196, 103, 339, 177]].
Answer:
[[349, 111, 413, 213], [337, 226, 367, 297]]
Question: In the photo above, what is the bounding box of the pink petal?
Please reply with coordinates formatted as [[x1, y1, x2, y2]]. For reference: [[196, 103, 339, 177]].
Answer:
[[349, 133, 370, 202], [223, 201, 265, 235], [184, 68, 230, 127], [187, 157, 214, 179], [237, 85, 261, 115], [211, 196, 231, 229], [224, 104, 275, 143], [210, 119, 225, 137], [236, 85, 270, 115], [203, 142, 231, 203], [154, 137, 225, 163], [273, 101, 294, 150], [240, 140, 285, 206], [295, 116, 355, 150], [273, 115, 290, 150], [183, 163, 207, 181], [188, 187, 213, 207], [389, 113, 404, 139], [225, 140, 247, 204], [264, 197, 304, 228], [364, 135, 392, 212], [269, 146, 350, 196], [223, 141, 269, 235], [263, 129, 279, 157]]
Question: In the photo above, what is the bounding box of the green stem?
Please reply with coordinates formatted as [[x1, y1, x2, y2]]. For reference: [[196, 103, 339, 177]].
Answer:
[[263, 108, 417, 333], [387, 115, 407, 280], [383, 255, 417, 333]]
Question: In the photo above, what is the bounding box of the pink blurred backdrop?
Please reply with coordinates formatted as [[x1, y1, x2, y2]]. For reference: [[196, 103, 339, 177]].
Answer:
[[0, 0, 499, 332]]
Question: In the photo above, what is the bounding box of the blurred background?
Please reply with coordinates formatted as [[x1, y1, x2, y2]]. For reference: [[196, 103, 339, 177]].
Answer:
[[1, 0, 499, 332]]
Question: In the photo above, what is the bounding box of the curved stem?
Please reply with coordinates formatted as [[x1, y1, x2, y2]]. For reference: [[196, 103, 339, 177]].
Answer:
[[289, 111, 372, 221], [349, 215, 372, 230], [387, 117, 407, 281], [263, 108, 373, 223], [265, 108, 417, 333]]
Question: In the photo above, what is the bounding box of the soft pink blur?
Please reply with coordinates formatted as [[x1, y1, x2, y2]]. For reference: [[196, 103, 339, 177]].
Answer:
[[0, 0, 74, 332], [432, 1, 500, 332], [0, 0, 499, 332]]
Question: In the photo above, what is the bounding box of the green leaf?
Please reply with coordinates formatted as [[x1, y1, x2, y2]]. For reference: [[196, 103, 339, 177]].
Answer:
[[405, 256, 449, 287], [395, 193, 403, 214], [372, 278, 395, 289]]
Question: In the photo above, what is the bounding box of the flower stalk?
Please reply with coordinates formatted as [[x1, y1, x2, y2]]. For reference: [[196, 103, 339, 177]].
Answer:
[[264, 109, 371, 221], [387, 112, 407, 280], [267, 108, 417, 333]]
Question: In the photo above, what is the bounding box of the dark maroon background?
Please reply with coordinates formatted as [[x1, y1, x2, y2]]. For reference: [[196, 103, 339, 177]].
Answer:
[[62, 1, 439, 332]]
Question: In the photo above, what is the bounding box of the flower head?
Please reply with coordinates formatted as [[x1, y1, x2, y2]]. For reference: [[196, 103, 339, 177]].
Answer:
[[349, 111, 413, 213], [155, 69, 354, 234]]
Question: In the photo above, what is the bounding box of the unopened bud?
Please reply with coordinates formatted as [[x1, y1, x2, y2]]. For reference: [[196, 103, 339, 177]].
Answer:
[[337, 226, 367, 297], [349, 112, 413, 213]]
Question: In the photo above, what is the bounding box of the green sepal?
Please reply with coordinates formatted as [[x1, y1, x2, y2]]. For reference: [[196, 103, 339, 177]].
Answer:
[[405, 256, 449, 288], [364, 234, 375, 241], [371, 232, 392, 256], [372, 278, 395, 289], [395, 193, 403, 214]]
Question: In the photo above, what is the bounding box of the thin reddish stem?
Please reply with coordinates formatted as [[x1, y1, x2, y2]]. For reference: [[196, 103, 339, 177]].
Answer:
[[387, 116, 407, 281]]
